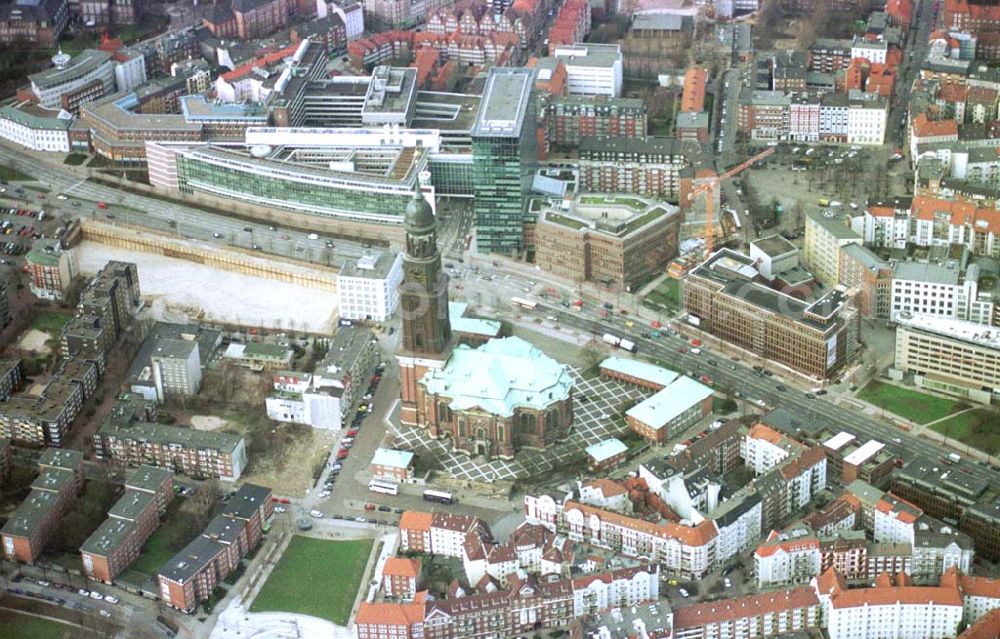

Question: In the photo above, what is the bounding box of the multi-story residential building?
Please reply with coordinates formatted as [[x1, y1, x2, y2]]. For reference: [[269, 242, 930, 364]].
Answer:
[[336, 252, 403, 322], [804, 210, 862, 286], [0, 439, 10, 488], [911, 114, 960, 158], [838, 244, 894, 319], [0, 358, 98, 447], [150, 338, 202, 401], [0, 101, 73, 153], [0, 0, 68, 46], [741, 423, 806, 476], [96, 395, 247, 480], [577, 135, 691, 199], [851, 37, 888, 64], [77, 260, 141, 342], [24, 239, 77, 301], [472, 67, 537, 256], [547, 44, 622, 97], [789, 95, 821, 142], [543, 96, 646, 147], [266, 326, 378, 430], [1, 449, 83, 563], [359, 564, 658, 639], [399, 510, 489, 557], [625, 376, 714, 444], [673, 587, 820, 639], [810, 39, 854, 72], [533, 196, 679, 290], [847, 97, 888, 145], [383, 556, 421, 599], [820, 93, 850, 142], [202, 0, 292, 40], [754, 526, 822, 588], [159, 484, 271, 612], [816, 569, 966, 639], [525, 495, 719, 579], [738, 91, 791, 140], [80, 465, 173, 583], [29, 50, 116, 112], [873, 493, 923, 545], [943, 0, 1000, 33], [370, 448, 414, 483], [893, 313, 1000, 402], [80, 0, 138, 24], [683, 249, 860, 379]]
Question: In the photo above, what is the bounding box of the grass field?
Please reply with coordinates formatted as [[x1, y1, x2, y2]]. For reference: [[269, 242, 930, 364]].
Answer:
[[929, 409, 1000, 456], [0, 611, 79, 639], [130, 525, 176, 576], [29, 312, 73, 335], [644, 279, 681, 310], [0, 165, 34, 182], [250, 537, 373, 625], [856, 381, 959, 424]]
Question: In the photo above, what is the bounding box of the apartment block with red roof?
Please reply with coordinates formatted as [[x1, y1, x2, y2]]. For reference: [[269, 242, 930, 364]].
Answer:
[[910, 113, 959, 157], [754, 525, 822, 588], [673, 587, 820, 639], [680, 68, 706, 114], [817, 568, 967, 639], [944, 0, 1000, 32], [383, 556, 422, 599], [958, 608, 1000, 638]]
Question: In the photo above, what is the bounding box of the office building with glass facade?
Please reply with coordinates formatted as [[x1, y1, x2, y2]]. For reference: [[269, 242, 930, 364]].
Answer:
[[471, 68, 538, 256]]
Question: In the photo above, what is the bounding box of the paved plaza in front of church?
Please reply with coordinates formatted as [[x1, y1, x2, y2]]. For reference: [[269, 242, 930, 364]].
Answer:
[[390, 368, 652, 481]]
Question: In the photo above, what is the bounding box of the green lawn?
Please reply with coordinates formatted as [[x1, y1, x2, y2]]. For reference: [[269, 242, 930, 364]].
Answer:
[[63, 153, 88, 166], [0, 165, 34, 182], [644, 279, 681, 309], [130, 526, 175, 575], [856, 381, 959, 424], [250, 537, 373, 625], [929, 409, 1000, 456], [29, 312, 73, 334], [0, 611, 80, 639]]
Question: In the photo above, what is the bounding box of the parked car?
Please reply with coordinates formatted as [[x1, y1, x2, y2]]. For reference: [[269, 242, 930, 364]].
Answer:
[[310, 510, 324, 518]]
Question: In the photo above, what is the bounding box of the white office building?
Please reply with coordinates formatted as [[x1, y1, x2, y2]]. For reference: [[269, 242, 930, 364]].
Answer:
[[0, 101, 72, 153], [890, 261, 996, 325], [551, 44, 624, 98], [846, 98, 888, 146], [336, 252, 404, 321], [29, 50, 116, 110]]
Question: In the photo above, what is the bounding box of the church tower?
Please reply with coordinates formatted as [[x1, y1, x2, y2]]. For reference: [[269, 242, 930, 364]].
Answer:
[[397, 188, 453, 430]]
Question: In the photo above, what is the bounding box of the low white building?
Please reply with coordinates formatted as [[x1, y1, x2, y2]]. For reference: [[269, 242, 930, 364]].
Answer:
[[0, 101, 73, 153], [551, 44, 623, 97], [850, 38, 888, 64], [336, 252, 403, 322]]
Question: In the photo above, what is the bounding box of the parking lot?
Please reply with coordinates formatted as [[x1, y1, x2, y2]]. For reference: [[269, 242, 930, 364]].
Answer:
[[0, 205, 45, 259], [391, 368, 651, 482]]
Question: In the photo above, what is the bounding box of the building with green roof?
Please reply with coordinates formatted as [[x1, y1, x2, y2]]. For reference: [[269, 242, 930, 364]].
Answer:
[[419, 336, 574, 459], [0, 100, 74, 152]]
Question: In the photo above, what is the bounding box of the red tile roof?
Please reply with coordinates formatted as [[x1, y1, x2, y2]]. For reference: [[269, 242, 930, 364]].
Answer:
[[400, 510, 433, 532], [747, 423, 787, 446], [911, 113, 959, 139], [958, 609, 1000, 639], [681, 67, 706, 113], [384, 556, 421, 579], [673, 588, 818, 628], [829, 569, 963, 609], [564, 500, 718, 547], [815, 566, 846, 596], [221, 43, 300, 82], [356, 595, 426, 626]]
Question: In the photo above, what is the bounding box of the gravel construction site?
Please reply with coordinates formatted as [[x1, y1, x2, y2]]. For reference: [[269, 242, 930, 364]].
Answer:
[[76, 241, 338, 333]]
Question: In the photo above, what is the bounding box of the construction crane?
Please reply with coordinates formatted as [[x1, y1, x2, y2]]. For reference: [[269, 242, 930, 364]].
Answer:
[[689, 147, 775, 256]]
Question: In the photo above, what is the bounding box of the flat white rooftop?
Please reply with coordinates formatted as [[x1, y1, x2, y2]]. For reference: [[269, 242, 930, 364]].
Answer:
[[823, 431, 856, 452], [896, 312, 1000, 350], [843, 440, 885, 466]]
